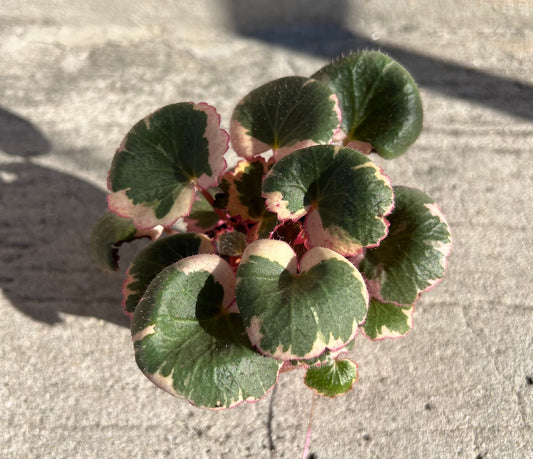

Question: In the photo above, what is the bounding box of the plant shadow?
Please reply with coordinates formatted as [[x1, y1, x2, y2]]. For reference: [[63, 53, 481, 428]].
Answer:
[[0, 107, 130, 327], [225, 0, 533, 121]]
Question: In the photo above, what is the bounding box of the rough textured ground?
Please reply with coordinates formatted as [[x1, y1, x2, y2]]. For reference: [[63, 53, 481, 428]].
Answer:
[[1, 1, 532, 458]]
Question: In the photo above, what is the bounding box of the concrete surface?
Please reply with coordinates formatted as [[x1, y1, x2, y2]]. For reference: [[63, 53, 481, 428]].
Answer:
[[1, 1, 532, 458]]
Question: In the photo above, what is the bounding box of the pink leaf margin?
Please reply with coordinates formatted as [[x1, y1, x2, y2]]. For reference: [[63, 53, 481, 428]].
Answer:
[[354, 200, 452, 307], [230, 92, 342, 163], [106, 102, 230, 231]]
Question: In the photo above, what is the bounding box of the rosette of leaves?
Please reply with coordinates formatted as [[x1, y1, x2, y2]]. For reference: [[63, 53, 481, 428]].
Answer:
[[91, 50, 451, 409]]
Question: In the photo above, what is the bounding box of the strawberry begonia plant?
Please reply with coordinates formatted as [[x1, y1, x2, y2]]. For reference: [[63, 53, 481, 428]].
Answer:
[[92, 51, 451, 409]]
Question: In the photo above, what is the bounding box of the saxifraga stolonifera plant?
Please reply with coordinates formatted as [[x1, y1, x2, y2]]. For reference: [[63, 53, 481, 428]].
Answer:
[[92, 51, 452, 413]]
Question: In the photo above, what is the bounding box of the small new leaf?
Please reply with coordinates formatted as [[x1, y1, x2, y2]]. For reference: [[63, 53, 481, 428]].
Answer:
[[224, 158, 271, 221], [304, 359, 358, 397]]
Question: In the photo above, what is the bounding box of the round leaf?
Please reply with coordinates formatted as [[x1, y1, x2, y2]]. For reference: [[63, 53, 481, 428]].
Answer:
[[359, 186, 452, 305], [123, 233, 215, 314], [108, 102, 229, 229], [230, 76, 340, 161], [304, 358, 358, 397], [131, 254, 281, 409], [312, 51, 423, 159], [361, 299, 414, 340], [262, 145, 394, 255], [236, 240, 369, 360]]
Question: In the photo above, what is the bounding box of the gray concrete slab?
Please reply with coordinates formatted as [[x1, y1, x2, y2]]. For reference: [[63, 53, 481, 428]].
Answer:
[[1, 1, 532, 458]]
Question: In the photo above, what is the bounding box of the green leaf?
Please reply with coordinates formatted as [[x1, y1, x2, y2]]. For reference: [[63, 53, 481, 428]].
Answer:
[[358, 186, 452, 305], [361, 299, 413, 340], [230, 76, 340, 161], [184, 192, 223, 232], [312, 51, 423, 159], [108, 102, 229, 229], [225, 158, 270, 221], [123, 233, 215, 314], [222, 158, 278, 240], [262, 145, 394, 255], [131, 254, 281, 409], [91, 211, 160, 271], [236, 240, 368, 360], [304, 358, 358, 397]]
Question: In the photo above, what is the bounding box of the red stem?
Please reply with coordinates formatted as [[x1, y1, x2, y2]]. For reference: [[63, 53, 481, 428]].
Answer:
[[302, 393, 318, 459], [197, 185, 228, 221]]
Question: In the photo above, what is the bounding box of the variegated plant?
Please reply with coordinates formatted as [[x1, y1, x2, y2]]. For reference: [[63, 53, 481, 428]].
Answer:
[[92, 51, 451, 410]]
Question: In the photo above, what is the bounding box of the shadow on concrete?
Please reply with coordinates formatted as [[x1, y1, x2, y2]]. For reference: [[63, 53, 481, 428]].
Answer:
[[0, 107, 129, 327], [225, 0, 533, 121]]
